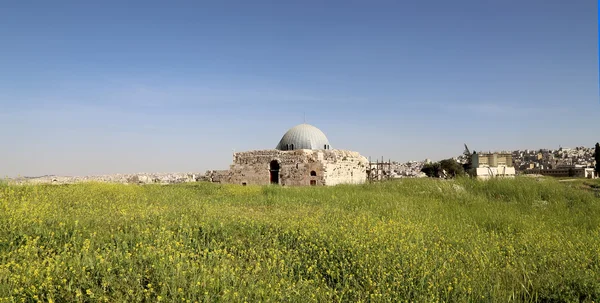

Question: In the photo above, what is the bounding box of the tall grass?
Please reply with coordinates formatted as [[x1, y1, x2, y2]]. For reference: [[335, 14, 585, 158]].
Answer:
[[0, 178, 598, 302]]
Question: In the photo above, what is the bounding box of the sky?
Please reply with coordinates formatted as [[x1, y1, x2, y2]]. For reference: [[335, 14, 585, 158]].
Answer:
[[0, 0, 598, 177]]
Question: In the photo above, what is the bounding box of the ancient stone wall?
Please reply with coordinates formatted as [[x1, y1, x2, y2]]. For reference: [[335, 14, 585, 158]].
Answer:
[[203, 170, 230, 183], [223, 149, 367, 186], [322, 150, 369, 186]]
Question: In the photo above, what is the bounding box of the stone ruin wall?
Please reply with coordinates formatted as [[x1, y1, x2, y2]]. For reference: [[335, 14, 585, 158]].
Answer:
[[203, 170, 230, 183], [322, 150, 369, 185], [225, 149, 324, 186], [223, 149, 368, 186]]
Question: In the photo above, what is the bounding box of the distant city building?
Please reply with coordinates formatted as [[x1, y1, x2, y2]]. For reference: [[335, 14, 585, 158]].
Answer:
[[523, 165, 595, 179], [509, 145, 596, 178], [470, 152, 516, 179]]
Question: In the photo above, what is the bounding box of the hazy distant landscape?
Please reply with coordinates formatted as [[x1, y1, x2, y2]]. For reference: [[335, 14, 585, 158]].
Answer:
[[1, 178, 599, 302]]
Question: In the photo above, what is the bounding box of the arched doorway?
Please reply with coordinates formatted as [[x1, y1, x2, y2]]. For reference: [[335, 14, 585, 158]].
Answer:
[[270, 160, 280, 185]]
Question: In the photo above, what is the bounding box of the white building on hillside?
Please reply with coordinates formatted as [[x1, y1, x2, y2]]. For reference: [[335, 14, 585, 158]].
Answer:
[[470, 152, 516, 180]]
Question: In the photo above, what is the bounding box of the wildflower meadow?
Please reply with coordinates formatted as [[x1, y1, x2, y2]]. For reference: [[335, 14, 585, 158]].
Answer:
[[0, 177, 599, 302]]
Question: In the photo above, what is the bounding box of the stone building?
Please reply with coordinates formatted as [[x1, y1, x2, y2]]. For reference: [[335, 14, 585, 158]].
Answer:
[[470, 152, 516, 179], [217, 123, 369, 186], [523, 165, 595, 179]]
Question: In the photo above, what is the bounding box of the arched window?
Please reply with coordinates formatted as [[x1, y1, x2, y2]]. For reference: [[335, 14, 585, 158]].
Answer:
[[290, 144, 294, 150], [310, 170, 317, 176]]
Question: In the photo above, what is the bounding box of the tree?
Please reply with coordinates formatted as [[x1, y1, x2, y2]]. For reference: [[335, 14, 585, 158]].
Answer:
[[594, 143, 600, 175], [421, 159, 465, 178], [439, 159, 465, 177], [421, 162, 441, 178]]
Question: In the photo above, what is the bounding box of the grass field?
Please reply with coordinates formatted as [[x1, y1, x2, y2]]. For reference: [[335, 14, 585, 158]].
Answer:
[[1, 177, 599, 302]]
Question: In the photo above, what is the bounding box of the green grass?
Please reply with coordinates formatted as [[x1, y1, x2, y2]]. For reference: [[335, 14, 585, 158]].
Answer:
[[0, 178, 599, 302]]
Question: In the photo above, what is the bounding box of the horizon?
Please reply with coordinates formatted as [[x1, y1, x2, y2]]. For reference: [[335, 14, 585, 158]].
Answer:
[[6, 141, 597, 179], [1, 0, 598, 177]]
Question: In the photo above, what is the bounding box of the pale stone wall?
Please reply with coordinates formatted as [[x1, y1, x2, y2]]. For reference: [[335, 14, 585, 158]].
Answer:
[[204, 170, 230, 183], [223, 149, 368, 186], [323, 150, 369, 186], [474, 167, 516, 180]]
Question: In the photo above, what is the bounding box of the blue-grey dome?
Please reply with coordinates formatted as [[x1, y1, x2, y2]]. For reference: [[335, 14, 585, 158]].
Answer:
[[276, 123, 331, 151]]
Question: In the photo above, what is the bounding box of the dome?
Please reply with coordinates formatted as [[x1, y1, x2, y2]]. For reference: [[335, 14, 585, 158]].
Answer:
[[275, 123, 331, 151]]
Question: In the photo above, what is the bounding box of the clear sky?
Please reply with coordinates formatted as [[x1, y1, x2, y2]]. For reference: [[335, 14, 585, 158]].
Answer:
[[1, 0, 597, 177]]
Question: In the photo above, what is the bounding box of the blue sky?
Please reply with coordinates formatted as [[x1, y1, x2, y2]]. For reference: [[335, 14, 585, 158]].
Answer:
[[0, 0, 597, 177]]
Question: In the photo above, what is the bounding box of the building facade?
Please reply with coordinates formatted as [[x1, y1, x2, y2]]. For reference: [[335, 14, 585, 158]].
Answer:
[[214, 123, 369, 186], [470, 152, 516, 179], [523, 165, 595, 178]]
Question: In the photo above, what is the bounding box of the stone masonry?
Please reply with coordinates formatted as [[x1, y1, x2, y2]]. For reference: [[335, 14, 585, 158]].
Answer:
[[222, 149, 369, 186]]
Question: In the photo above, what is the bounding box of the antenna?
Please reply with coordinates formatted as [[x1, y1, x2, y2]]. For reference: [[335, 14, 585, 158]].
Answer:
[[303, 112, 306, 123]]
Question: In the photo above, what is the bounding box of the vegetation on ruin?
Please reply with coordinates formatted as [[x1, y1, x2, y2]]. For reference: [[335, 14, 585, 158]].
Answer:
[[1, 177, 599, 302]]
